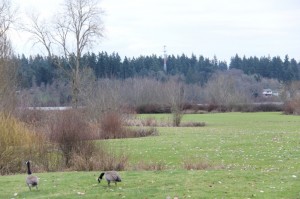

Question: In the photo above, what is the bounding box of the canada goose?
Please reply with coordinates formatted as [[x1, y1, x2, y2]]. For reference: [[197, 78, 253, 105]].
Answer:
[[25, 161, 38, 190], [98, 171, 121, 186]]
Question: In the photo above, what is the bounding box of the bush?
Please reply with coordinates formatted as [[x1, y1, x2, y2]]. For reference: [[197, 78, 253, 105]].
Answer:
[[253, 103, 283, 112], [125, 127, 158, 138], [172, 111, 183, 127], [99, 111, 159, 139], [49, 110, 93, 167], [16, 109, 47, 126], [0, 114, 47, 175], [283, 98, 300, 115], [99, 111, 125, 139], [136, 104, 171, 113]]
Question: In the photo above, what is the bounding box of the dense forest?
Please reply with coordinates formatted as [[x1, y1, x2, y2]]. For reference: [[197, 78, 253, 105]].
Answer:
[[16, 53, 300, 89]]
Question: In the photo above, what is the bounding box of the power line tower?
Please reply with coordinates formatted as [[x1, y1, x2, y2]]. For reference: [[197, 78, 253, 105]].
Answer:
[[163, 45, 167, 72]]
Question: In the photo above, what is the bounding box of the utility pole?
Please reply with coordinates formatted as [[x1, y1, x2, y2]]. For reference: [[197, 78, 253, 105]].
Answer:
[[163, 45, 167, 72]]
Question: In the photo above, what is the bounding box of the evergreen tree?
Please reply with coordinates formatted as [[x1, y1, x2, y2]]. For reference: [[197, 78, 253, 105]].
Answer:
[[290, 58, 299, 81], [15, 52, 300, 89], [229, 54, 242, 70]]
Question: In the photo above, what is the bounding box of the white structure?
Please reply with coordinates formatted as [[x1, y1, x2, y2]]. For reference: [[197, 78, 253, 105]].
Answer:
[[163, 45, 167, 72], [262, 89, 273, 97]]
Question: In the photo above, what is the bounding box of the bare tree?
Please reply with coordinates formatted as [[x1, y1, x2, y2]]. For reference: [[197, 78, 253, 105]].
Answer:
[[165, 78, 185, 127], [22, 13, 53, 58], [0, 0, 13, 38], [58, 0, 104, 108], [0, 0, 15, 58], [24, 0, 104, 108], [0, 0, 17, 115], [204, 69, 255, 109], [282, 81, 300, 100], [83, 78, 122, 120]]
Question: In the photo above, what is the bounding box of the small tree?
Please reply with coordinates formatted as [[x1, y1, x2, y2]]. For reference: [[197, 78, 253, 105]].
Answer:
[[282, 81, 300, 115], [165, 78, 185, 127], [49, 110, 92, 167]]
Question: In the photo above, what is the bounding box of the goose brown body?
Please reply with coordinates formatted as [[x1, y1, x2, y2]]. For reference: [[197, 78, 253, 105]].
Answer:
[[98, 171, 121, 186]]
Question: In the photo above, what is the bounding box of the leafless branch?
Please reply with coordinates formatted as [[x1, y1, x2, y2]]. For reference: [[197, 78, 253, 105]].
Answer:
[[23, 0, 105, 108], [21, 12, 53, 58]]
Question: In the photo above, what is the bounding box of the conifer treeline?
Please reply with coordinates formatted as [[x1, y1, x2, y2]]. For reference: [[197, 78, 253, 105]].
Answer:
[[16, 52, 300, 88]]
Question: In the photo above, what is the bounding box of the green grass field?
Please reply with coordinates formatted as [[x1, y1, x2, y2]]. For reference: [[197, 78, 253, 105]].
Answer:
[[1, 112, 300, 198]]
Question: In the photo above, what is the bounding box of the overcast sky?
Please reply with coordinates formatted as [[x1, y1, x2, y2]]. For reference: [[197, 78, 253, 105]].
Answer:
[[13, 0, 300, 63]]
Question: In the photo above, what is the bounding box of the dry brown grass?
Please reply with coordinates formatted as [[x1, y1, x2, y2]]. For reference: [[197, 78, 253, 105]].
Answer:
[[144, 117, 157, 126], [132, 161, 167, 171], [183, 159, 225, 170], [126, 117, 205, 128], [124, 127, 159, 138], [70, 144, 128, 171], [180, 122, 206, 127], [125, 117, 171, 127], [16, 109, 47, 126]]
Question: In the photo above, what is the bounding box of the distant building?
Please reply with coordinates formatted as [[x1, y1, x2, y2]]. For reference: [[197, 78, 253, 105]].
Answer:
[[262, 89, 273, 97], [262, 89, 279, 97]]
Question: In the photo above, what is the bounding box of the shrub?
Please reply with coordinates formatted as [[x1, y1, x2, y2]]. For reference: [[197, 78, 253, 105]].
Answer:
[[0, 114, 47, 174], [283, 98, 300, 115], [207, 104, 218, 112], [99, 111, 125, 139], [144, 117, 157, 126], [16, 109, 47, 126], [172, 110, 183, 127], [136, 104, 171, 113], [89, 112, 160, 140], [49, 110, 93, 167], [253, 103, 283, 112], [125, 116, 171, 127], [125, 127, 159, 138], [69, 141, 96, 171]]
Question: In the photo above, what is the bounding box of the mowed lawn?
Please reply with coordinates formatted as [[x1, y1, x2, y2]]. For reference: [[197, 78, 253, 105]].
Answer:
[[1, 112, 300, 198]]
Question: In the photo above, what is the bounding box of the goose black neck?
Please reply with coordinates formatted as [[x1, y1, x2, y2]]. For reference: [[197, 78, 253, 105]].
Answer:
[[99, 172, 105, 179], [26, 162, 32, 175]]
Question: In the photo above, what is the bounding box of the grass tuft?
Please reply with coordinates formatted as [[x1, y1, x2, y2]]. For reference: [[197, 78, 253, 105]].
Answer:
[[183, 159, 225, 170], [132, 161, 167, 171]]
